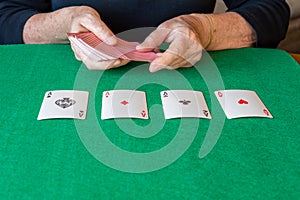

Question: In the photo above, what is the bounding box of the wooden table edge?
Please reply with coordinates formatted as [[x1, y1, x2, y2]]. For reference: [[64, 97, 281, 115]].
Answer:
[[290, 53, 300, 64]]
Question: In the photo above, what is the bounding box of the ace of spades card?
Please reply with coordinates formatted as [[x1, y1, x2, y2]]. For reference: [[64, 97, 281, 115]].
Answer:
[[37, 90, 89, 120], [160, 90, 212, 119], [101, 90, 148, 120]]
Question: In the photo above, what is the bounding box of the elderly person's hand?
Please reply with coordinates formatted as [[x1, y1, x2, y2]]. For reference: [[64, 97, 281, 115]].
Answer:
[[23, 6, 129, 70], [68, 6, 130, 70], [137, 14, 207, 72], [137, 12, 256, 72]]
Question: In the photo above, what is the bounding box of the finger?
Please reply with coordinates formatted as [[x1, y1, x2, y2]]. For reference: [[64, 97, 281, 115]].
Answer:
[[107, 59, 131, 69], [136, 27, 170, 52], [85, 18, 117, 45], [149, 51, 189, 72], [82, 54, 130, 70], [165, 35, 203, 66], [149, 37, 203, 73], [71, 14, 117, 45], [149, 37, 186, 72], [149, 54, 172, 73]]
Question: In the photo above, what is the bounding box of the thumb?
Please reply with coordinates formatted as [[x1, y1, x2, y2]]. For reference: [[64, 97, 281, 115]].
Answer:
[[136, 28, 170, 52]]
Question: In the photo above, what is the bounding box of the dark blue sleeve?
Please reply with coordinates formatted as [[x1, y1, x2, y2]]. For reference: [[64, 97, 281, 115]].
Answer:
[[223, 0, 290, 48], [0, 0, 290, 47], [0, 0, 51, 44]]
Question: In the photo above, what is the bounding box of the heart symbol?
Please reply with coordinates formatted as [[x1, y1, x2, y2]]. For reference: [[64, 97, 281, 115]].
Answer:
[[263, 109, 270, 116], [141, 110, 147, 118], [238, 99, 248, 105], [55, 98, 76, 109], [218, 92, 223, 97]]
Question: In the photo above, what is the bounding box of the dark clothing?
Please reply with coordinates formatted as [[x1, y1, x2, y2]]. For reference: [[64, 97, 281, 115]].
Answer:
[[0, 0, 290, 47]]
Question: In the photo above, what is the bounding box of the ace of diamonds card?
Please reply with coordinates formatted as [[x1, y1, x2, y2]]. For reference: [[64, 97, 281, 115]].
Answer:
[[101, 90, 148, 120]]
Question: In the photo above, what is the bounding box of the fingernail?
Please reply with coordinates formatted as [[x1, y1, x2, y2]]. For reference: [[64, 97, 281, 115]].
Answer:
[[136, 44, 143, 50], [113, 60, 121, 66], [149, 64, 158, 73]]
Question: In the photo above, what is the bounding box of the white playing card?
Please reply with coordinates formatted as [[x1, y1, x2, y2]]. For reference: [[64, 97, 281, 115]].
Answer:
[[160, 90, 212, 119], [37, 90, 89, 120], [215, 90, 273, 119], [101, 90, 148, 119]]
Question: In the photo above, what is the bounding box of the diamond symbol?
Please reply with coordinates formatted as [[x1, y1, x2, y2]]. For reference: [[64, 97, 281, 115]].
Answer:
[[120, 100, 129, 105]]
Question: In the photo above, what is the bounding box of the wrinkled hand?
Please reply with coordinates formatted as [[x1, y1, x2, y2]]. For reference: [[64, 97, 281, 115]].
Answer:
[[69, 6, 129, 70], [137, 14, 206, 72]]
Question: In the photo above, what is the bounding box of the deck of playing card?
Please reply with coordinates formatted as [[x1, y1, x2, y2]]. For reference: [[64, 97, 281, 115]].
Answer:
[[160, 90, 212, 119], [215, 90, 273, 119], [37, 90, 89, 120], [67, 32, 158, 62], [101, 90, 149, 120]]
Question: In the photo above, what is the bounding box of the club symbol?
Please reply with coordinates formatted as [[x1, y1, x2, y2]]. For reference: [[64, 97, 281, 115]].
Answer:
[[238, 99, 248, 105], [141, 110, 147, 118], [179, 99, 191, 105], [163, 92, 168, 98], [79, 110, 84, 117], [46, 92, 52, 98], [105, 92, 110, 98], [120, 100, 129, 105], [55, 98, 76, 109], [203, 110, 209, 117]]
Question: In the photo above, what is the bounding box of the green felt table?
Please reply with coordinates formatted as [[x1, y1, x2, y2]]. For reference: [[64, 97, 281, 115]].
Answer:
[[0, 44, 299, 199]]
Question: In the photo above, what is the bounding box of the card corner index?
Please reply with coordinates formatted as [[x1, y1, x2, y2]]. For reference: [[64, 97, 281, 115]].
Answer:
[[160, 90, 167, 95]]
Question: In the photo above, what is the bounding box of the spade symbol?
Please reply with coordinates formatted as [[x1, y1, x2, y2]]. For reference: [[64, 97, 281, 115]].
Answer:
[[55, 98, 76, 109], [203, 110, 209, 117], [163, 92, 168, 98], [79, 110, 84, 117], [47, 92, 52, 98]]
